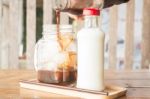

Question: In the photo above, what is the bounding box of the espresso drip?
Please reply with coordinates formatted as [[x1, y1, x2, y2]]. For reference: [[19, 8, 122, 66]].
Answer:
[[56, 9, 63, 51], [56, 9, 74, 51]]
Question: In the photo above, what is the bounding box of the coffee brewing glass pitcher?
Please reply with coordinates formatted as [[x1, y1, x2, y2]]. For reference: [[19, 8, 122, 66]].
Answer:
[[52, 0, 104, 11]]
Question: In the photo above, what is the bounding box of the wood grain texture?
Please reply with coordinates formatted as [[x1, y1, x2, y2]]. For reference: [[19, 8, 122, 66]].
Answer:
[[105, 70, 150, 79], [105, 70, 150, 98], [106, 79, 150, 88], [18, 0, 23, 48], [0, 70, 150, 98], [0, 70, 78, 98], [26, 0, 36, 69], [141, 0, 150, 69], [9, 0, 20, 69], [0, 0, 23, 69], [0, 0, 2, 67], [20, 80, 126, 99], [108, 5, 118, 70], [125, 0, 135, 69], [126, 88, 150, 97], [43, 0, 53, 25], [0, 2, 9, 68]]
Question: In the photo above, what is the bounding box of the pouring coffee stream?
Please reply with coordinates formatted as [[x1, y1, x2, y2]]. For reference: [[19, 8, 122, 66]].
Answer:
[[56, 9, 75, 51], [55, 9, 63, 51]]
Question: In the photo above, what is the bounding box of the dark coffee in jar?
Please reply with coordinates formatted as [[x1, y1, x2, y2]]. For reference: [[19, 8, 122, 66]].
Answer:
[[37, 51, 77, 84], [37, 69, 77, 84]]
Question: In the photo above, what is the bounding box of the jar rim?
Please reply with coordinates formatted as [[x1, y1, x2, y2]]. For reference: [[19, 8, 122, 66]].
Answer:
[[43, 24, 73, 34]]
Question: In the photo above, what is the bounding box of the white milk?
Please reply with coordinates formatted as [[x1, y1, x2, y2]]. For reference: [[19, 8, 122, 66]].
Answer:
[[77, 8, 105, 91]]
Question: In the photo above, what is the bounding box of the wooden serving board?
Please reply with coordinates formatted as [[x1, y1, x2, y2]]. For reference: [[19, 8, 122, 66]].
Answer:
[[20, 79, 126, 99]]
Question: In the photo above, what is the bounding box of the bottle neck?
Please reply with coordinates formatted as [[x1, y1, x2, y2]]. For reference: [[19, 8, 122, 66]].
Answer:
[[84, 16, 99, 28]]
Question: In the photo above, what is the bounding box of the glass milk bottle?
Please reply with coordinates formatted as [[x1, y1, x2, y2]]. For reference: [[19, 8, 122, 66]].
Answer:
[[34, 25, 77, 84], [77, 8, 105, 91]]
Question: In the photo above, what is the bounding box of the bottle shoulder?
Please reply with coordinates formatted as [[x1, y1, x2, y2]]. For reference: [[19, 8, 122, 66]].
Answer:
[[77, 28, 105, 37]]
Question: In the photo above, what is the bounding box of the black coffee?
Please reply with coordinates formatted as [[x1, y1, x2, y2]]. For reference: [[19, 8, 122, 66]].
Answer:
[[37, 69, 77, 84]]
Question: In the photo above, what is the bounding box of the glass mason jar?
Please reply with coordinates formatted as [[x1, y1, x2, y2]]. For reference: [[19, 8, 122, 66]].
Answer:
[[34, 25, 77, 84]]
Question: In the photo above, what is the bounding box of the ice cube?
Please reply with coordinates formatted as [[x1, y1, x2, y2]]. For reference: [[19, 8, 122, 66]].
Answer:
[[59, 34, 74, 50], [53, 51, 70, 68], [68, 51, 77, 67], [41, 41, 61, 62], [67, 40, 77, 52]]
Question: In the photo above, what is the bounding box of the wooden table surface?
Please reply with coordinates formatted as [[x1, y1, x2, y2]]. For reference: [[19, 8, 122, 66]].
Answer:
[[0, 70, 150, 99]]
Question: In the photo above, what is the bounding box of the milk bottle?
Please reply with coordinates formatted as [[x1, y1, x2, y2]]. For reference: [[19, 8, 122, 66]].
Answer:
[[77, 8, 105, 91]]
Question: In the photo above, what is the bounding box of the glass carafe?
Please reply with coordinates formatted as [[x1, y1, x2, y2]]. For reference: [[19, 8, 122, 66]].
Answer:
[[52, 0, 104, 11]]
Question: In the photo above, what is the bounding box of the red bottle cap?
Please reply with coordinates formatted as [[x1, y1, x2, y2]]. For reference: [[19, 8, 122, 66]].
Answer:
[[83, 8, 100, 16]]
